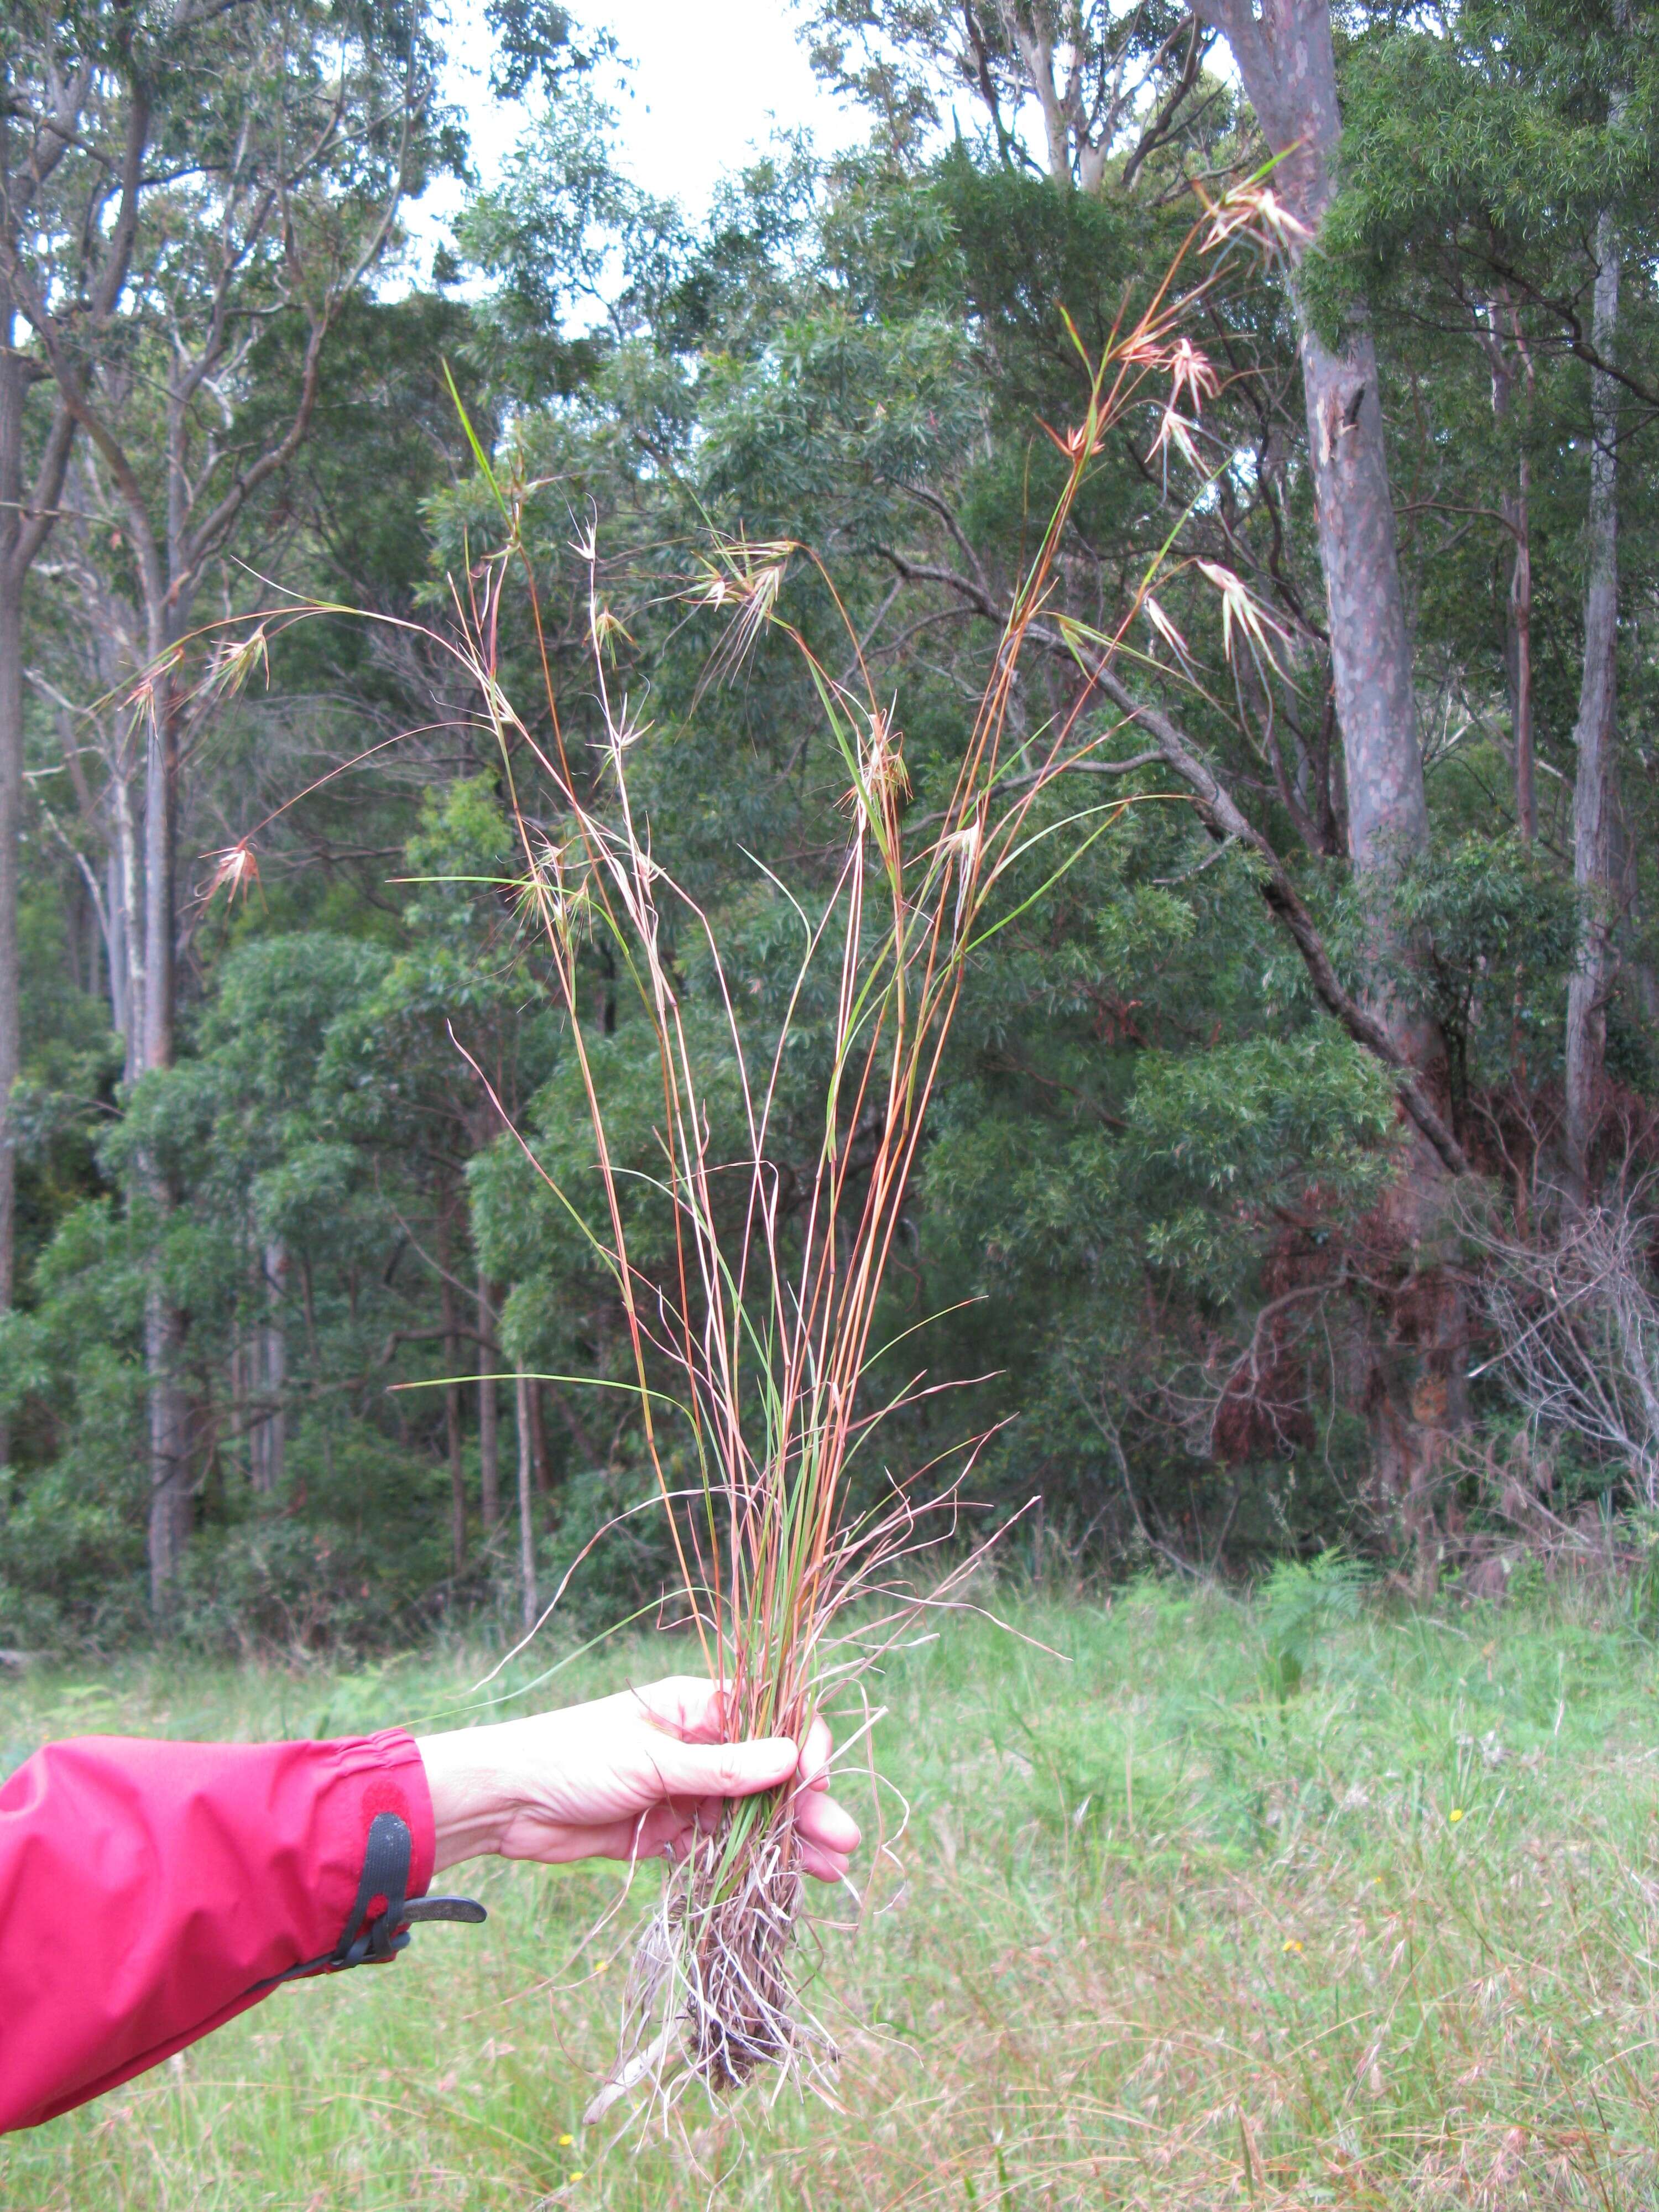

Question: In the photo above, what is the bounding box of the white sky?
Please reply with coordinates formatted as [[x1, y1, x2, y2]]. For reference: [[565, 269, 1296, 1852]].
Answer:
[[404, 0, 869, 283], [593, 0, 867, 206]]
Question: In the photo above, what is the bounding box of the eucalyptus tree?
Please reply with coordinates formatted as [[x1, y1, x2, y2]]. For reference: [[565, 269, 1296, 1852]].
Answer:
[[805, 1, 1213, 185], [801, 2, 1486, 1562], [0, 0, 455, 1606], [1, 16, 96, 1334], [1561, 1, 1639, 1197], [1319, 0, 1659, 1196]]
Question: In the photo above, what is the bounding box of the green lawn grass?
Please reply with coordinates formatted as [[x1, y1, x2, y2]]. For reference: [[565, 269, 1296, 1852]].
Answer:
[[7, 1574, 1659, 2208]]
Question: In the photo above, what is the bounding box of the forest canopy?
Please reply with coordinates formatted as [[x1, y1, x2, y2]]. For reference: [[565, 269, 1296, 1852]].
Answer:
[[1, 0, 1655, 1650]]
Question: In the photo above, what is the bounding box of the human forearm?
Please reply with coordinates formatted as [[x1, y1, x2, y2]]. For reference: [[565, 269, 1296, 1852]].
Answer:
[[0, 1730, 433, 2133]]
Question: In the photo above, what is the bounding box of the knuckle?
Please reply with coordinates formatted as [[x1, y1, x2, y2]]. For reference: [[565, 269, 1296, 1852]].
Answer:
[[712, 1751, 750, 1794]]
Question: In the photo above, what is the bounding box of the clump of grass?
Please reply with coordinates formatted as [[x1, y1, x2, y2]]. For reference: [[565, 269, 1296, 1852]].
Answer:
[[425, 181, 1304, 2124], [160, 168, 1312, 2124]]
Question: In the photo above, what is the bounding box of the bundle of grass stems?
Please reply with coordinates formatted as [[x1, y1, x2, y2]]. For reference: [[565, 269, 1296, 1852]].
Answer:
[[190, 174, 1298, 2124]]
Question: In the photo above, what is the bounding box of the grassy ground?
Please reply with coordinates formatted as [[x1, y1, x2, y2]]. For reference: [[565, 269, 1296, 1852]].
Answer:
[[8, 1574, 1659, 2208]]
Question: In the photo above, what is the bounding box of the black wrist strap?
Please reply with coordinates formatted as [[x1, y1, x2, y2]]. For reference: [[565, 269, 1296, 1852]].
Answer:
[[247, 1812, 487, 1996], [337, 1810, 414, 1968]]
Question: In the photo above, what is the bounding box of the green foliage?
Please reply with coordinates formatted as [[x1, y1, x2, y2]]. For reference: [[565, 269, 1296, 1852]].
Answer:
[[1257, 1548, 1369, 1699], [1388, 834, 1577, 1100], [1, 776, 562, 1644], [1314, 2, 1652, 313], [9, 0, 1659, 1645]]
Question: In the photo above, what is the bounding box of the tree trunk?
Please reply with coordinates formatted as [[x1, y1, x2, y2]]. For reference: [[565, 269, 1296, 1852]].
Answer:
[[141, 674, 176, 1077], [0, 306, 43, 1351], [105, 839, 129, 1043], [515, 1372, 538, 1633], [478, 1272, 500, 1529], [1191, 0, 1463, 1586], [145, 1286, 191, 1609], [1565, 202, 1622, 1202], [141, 671, 191, 1611], [1192, 0, 1434, 1042], [112, 750, 143, 1084], [1506, 455, 1536, 845], [249, 1237, 286, 1495], [531, 1379, 552, 1495], [1481, 297, 1536, 844], [0, 559, 19, 1342], [1301, 320, 1460, 1592], [441, 1273, 467, 1576], [1298, 327, 1429, 884]]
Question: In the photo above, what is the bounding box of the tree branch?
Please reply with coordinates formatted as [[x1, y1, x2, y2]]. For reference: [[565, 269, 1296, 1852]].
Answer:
[[1120, 22, 1212, 191], [874, 542, 1474, 1174]]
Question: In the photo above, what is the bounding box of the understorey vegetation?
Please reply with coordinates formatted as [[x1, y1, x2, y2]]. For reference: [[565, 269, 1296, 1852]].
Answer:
[[2, 0, 1658, 1652]]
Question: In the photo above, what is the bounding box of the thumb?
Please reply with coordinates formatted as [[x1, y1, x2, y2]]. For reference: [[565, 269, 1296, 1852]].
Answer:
[[641, 1732, 799, 1801]]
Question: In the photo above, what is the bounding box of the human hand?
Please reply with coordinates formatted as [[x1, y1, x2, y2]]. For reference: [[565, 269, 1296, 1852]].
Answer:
[[415, 1676, 859, 1882]]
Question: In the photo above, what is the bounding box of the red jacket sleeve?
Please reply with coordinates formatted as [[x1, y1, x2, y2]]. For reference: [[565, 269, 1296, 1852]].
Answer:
[[0, 1730, 435, 2133]]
